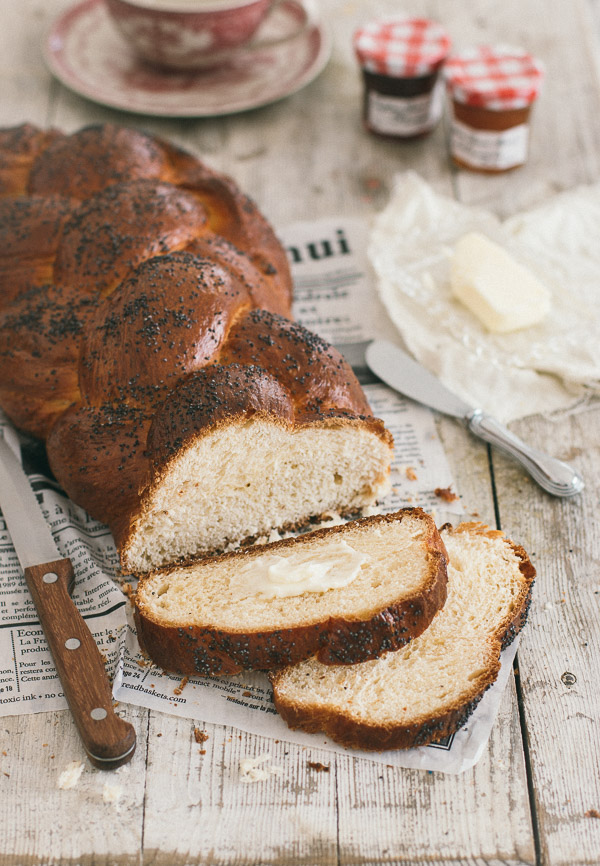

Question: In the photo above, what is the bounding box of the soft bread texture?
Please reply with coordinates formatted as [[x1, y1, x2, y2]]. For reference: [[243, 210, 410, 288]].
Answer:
[[270, 523, 535, 751], [0, 123, 393, 571], [134, 509, 448, 676]]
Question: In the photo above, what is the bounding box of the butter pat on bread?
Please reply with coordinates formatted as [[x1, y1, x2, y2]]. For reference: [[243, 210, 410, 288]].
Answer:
[[450, 232, 551, 333]]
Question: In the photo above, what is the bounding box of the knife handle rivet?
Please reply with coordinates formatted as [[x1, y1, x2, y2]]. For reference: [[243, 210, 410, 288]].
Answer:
[[65, 638, 81, 650], [90, 707, 107, 721], [42, 572, 58, 584]]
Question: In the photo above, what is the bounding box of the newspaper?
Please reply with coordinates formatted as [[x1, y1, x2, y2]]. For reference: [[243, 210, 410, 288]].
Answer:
[[0, 216, 517, 774], [0, 417, 128, 716]]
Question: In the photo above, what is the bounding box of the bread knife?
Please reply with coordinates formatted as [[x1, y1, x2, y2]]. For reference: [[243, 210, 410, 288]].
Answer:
[[361, 339, 584, 498], [0, 435, 136, 769]]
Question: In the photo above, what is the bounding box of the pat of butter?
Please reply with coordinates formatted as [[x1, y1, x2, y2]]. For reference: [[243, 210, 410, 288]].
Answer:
[[450, 232, 551, 333], [231, 540, 368, 600]]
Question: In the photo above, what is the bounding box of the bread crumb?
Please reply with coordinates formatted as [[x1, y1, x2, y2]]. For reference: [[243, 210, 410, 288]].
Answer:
[[239, 755, 283, 783], [422, 271, 436, 291], [57, 761, 84, 789], [174, 676, 189, 695], [405, 467, 418, 481], [193, 727, 209, 744], [307, 761, 330, 772], [316, 511, 346, 528], [585, 809, 600, 819], [362, 504, 383, 517], [434, 486, 459, 502], [102, 782, 123, 805]]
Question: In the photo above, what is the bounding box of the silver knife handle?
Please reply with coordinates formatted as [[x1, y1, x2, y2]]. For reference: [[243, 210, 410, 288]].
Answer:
[[467, 410, 585, 497], [24, 558, 136, 769]]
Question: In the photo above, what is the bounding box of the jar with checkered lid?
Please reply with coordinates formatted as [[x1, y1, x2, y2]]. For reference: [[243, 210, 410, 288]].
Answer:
[[353, 17, 451, 139], [444, 45, 545, 172]]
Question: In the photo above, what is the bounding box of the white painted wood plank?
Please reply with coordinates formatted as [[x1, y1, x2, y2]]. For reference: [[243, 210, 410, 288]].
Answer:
[[446, 0, 600, 861], [0, 3, 148, 864], [3, 0, 600, 862], [142, 714, 340, 864], [1, 704, 148, 864], [494, 407, 600, 866], [1, 0, 532, 863], [0, 0, 57, 127]]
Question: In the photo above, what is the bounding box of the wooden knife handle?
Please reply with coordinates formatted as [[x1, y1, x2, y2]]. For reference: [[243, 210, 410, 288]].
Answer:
[[24, 558, 136, 770]]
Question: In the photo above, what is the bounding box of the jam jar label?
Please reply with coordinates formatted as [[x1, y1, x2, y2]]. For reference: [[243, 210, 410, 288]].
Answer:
[[450, 119, 530, 170], [367, 82, 443, 137]]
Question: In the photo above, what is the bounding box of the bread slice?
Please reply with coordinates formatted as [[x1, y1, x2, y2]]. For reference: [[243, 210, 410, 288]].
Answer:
[[270, 522, 535, 751], [118, 409, 394, 574], [134, 509, 448, 676]]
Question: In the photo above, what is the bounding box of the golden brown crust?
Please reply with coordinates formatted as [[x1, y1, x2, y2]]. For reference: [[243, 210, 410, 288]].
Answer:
[[47, 295, 393, 569], [0, 195, 76, 305], [220, 308, 376, 421], [133, 510, 448, 676], [0, 283, 96, 438], [270, 522, 536, 751], [0, 123, 62, 197], [46, 400, 153, 526], [26, 123, 173, 199], [0, 123, 294, 439], [1, 122, 392, 575], [53, 179, 210, 297], [269, 684, 495, 751], [77, 252, 254, 408]]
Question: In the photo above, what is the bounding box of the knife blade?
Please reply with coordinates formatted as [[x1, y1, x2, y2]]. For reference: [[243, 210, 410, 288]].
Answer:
[[363, 339, 584, 498], [0, 435, 136, 769]]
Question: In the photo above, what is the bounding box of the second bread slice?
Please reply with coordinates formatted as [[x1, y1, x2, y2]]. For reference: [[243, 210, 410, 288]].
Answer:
[[270, 522, 535, 751], [134, 508, 448, 676]]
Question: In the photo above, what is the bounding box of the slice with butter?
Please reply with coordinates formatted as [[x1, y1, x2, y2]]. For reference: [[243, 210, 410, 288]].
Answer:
[[134, 509, 448, 676], [450, 232, 551, 333], [230, 539, 368, 600]]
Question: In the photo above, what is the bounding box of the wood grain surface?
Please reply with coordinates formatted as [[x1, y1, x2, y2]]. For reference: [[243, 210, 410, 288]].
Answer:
[[0, 0, 599, 864]]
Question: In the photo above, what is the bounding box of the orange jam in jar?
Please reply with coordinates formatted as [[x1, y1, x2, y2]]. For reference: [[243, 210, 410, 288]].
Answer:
[[444, 46, 545, 172], [353, 17, 451, 140]]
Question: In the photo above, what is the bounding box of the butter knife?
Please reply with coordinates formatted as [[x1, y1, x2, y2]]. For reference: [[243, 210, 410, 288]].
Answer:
[[0, 435, 136, 769], [362, 339, 584, 498]]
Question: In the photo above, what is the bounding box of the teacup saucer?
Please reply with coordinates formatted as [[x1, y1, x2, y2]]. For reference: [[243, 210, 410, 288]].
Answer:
[[45, 0, 332, 117]]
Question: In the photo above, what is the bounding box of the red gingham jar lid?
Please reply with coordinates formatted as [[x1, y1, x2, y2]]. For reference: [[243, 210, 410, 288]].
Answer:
[[353, 17, 451, 78], [444, 45, 545, 110]]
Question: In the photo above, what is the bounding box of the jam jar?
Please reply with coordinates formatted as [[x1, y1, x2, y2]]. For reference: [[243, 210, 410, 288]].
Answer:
[[444, 46, 545, 172], [353, 17, 451, 140]]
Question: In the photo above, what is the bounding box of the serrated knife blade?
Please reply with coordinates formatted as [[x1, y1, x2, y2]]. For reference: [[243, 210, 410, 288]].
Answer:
[[0, 435, 136, 769], [363, 339, 584, 498]]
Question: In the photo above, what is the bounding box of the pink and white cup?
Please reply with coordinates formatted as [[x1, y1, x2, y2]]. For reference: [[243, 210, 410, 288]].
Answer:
[[105, 0, 316, 70]]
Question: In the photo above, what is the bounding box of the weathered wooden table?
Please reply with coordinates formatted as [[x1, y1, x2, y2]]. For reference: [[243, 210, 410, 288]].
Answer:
[[1, 1, 599, 863]]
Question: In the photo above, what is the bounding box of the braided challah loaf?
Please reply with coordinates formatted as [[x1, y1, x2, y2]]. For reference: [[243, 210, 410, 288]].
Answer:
[[0, 123, 393, 573]]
